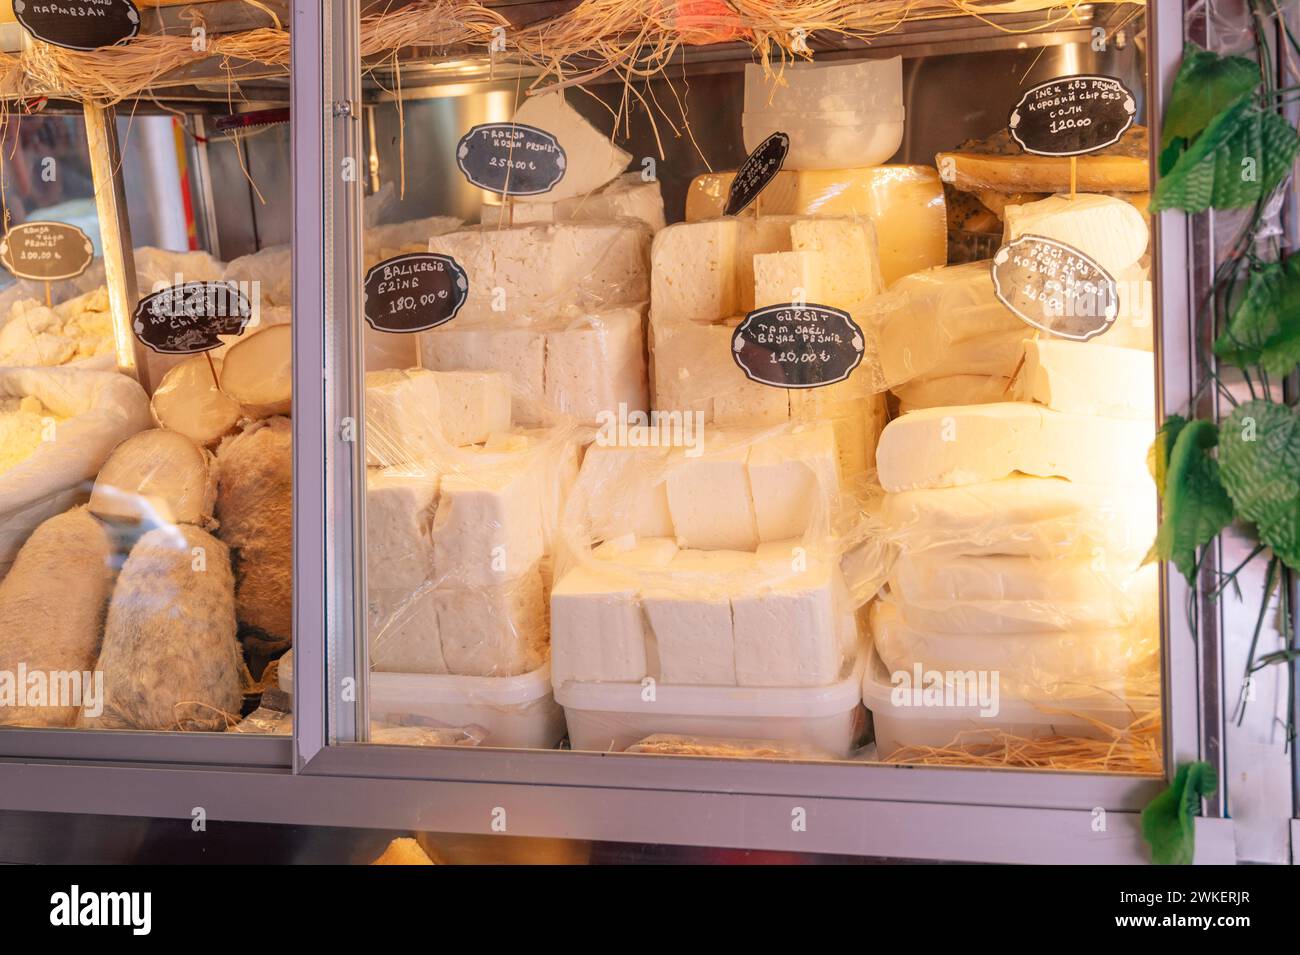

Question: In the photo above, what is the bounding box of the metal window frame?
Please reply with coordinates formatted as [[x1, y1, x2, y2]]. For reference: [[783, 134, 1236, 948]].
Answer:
[[0, 0, 1227, 864]]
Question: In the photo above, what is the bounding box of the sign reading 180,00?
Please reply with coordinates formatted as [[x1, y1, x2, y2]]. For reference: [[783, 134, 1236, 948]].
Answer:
[[364, 253, 469, 334]]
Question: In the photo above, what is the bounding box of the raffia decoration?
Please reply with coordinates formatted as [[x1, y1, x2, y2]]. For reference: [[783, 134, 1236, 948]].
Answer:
[[883, 707, 1162, 774]]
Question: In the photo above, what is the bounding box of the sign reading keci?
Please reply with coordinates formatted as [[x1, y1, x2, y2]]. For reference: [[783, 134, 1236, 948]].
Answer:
[[732, 303, 865, 389], [456, 122, 566, 197], [133, 281, 253, 355], [13, 0, 140, 52], [725, 132, 789, 216], [0, 221, 94, 281], [364, 252, 469, 334], [991, 235, 1118, 341], [1008, 74, 1136, 156]]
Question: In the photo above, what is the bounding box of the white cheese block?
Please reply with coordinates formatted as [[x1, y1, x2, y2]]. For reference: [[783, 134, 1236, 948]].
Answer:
[[435, 567, 548, 676], [364, 369, 443, 467], [1002, 193, 1149, 275], [890, 554, 1157, 632], [550, 563, 648, 685], [364, 215, 461, 264], [1017, 338, 1155, 419], [427, 221, 650, 322], [544, 307, 648, 425], [753, 250, 824, 309], [480, 173, 666, 232], [685, 165, 946, 285], [650, 219, 742, 324], [875, 402, 1155, 492], [643, 555, 738, 685], [593, 535, 679, 567], [879, 475, 1157, 561], [865, 262, 1022, 387], [421, 325, 545, 425], [788, 392, 887, 480], [747, 422, 840, 541], [713, 317, 791, 425], [892, 373, 1011, 411], [511, 91, 631, 203], [430, 457, 546, 585], [430, 370, 512, 444], [731, 555, 845, 687], [665, 440, 758, 551], [369, 587, 446, 674], [1109, 263, 1154, 351], [735, 215, 800, 314], [789, 217, 884, 311], [578, 439, 677, 540], [365, 466, 439, 591]]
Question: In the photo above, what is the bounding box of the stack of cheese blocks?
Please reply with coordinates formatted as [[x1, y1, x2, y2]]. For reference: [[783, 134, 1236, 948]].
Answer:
[[418, 92, 665, 428], [650, 215, 888, 480], [550, 424, 857, 689], [869, 193, 1161, 703], [365, 367, 579, 677], [862, 194, 1155, 412]]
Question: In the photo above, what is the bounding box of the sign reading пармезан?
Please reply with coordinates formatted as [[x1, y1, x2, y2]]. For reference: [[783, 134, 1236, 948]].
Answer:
[[725, 131, 790, 216], [991, 235, 1119, 341], [1008, 74, 1136, 156], [133, 281, 253, 354], [13, 0, 140, 52], [732, 303, 865, 388], [364, 252, 468, 334], [456, 122, 566, 197], [0, 221, 94, 281]]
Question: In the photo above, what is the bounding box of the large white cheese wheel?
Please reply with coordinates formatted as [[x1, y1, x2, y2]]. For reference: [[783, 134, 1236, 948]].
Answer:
[[1002, 193, 1149, 275], [875, 402, 1155, 492]]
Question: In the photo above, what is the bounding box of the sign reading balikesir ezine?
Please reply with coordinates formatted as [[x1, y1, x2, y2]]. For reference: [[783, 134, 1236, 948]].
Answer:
[[0, 221, 94, 281], [732, 303, 865, 388], [364, 253, 468, 334], [456, 122, 566, 197], [991, 235, 1118, 341], [724, 132, 789, 216], [1008, 74, 1136, 156], [13, 0, 140, 52], [133, 282, 253, 354]]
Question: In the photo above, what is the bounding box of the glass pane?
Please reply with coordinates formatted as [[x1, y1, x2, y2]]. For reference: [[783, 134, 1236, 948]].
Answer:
[[342, 10, 1161, 774], [0, 96, 292, 735]]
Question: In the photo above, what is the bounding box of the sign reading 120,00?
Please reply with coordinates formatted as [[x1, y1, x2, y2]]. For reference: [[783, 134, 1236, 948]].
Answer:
[[731, 303, 865, 389]]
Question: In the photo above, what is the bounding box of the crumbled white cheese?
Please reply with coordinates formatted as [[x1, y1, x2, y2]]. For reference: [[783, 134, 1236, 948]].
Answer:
[[0, 395, 58, 473]]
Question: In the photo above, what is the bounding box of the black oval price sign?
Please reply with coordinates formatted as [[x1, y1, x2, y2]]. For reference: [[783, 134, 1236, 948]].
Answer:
[[456, 122, 566, 197], [725, 132, 789, 216], [133, 281, 253, 355], [0, 221, 94, 281], [364, 253, 468, 334], [991, 235, 1118, 341], [13, 0, 140, 51], [1008, 74, 1136, 157], [732, 303, 864, 388]]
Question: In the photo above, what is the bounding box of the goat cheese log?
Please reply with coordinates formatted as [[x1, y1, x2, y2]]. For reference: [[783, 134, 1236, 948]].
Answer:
[[214, 416, 293, 652], [85, 524, 243, 731], [0, 507, 113, 727]]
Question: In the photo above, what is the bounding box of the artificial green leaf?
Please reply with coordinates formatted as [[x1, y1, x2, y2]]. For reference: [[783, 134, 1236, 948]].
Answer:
[[1151, 94, 1300, 213], [1218, 400, 1300, 571], [1146, 417, 1235, 582], [1214, 257, 1300, 375], [1162, 43, 1261, 148], [1159, 135, 1188, 178], [1141, 761, 1218, 865]]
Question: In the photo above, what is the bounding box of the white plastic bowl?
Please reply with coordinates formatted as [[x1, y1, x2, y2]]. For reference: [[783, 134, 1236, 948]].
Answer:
[[557, 648, 868, 756], [370, 662, 566, 749]]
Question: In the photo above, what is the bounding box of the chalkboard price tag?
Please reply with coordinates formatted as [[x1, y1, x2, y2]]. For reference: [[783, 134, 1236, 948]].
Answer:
[[133, 281, 253, 355], [1008, 74, 1136, 157], [456, 122, 566, 197], [0, 221, 94, 281], [13, 0, 140, 52], [364, 252, 468, 334], [725, 132, 789, 216], [991, 235, 1118, 341], [732, 303, 864, 388]]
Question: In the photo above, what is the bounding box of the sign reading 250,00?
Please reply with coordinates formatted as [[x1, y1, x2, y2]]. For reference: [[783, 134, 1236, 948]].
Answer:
[[456, 122, 566, 197]]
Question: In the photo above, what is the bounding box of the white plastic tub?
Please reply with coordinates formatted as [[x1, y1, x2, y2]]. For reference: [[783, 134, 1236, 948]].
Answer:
[[557, 649, 868, 756], [742, 58, 904, 169], [861, 647, 1157, 758], [370, 663, 566, 749]]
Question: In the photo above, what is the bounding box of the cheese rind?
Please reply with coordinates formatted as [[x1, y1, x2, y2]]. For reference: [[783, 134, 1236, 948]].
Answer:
[[875, 402, 1155, 492], [1017, 338, 1155, 419]]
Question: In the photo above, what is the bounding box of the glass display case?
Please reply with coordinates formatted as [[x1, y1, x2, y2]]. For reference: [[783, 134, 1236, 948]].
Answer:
[[0, 0, 1292, 865]]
